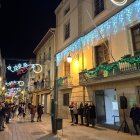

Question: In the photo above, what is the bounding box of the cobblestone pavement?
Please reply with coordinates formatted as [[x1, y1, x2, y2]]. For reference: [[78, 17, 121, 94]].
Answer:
[[0, 114, 140, 140]]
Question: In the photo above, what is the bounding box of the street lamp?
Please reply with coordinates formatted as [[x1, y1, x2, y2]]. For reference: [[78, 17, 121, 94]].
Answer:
[[67, 52, 72, 63]]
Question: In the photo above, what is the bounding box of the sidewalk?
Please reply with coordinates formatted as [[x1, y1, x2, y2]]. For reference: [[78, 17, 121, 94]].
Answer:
[[0, 114, 140, 140]]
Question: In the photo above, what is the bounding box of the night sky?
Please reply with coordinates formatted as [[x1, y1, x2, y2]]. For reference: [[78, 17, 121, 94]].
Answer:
[[0, 0, 62, 81]]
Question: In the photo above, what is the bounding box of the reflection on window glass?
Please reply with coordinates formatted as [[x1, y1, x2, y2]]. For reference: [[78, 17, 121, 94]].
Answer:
[[112, 102, 118, 110]]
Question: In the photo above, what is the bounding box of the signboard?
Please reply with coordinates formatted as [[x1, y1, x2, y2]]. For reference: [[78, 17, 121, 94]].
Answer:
[[110, 0, 127, 6]]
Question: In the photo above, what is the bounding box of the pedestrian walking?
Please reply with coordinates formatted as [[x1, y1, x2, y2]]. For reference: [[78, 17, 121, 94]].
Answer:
[[12, 106, 16, 119], [18, 104, 22, 116], [130, 103, 140, 135], [37, 103, 44, 122], [69, 101, 74, 123], [73, 102, 79, 124], [21, 104, 24, 113], [30, 103, 36, 122], [78, 102, 84, 125], [0, 104, 4, 131], [89, 102, 96, 127]]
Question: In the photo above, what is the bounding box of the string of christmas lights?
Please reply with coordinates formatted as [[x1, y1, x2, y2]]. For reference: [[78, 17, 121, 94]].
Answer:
[[56, 0, 140, 65]]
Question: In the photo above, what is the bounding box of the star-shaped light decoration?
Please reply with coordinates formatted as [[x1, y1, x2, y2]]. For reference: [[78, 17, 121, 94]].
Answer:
[[7, 66, 12, 70], [18, 64, 22, 69], [23, 63, 28, 67], [13, 65, 18, 71]]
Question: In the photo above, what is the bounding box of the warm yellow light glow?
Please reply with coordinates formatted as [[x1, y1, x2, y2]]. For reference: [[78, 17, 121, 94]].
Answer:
[[2, 87, 5, 90], [0, 77, 2, 82], [67, 56, 72, 63]]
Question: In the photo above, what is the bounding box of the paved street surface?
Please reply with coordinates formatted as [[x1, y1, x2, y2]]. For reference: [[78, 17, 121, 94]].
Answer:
[[0, 114, 140, 140]]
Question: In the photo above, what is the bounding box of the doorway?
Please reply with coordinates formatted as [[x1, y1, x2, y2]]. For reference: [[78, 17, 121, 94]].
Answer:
[[95, 89, 120, 126]]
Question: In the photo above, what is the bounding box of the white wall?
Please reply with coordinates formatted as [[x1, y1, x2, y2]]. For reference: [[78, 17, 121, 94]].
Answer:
[[104, 89, 120, 122]]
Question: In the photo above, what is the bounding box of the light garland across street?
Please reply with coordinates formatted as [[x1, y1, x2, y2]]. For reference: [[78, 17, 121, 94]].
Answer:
[[56, 0, 140, 65], [5, 81, 24, 86], [7, 63, 43, 73], [110, 0, 128, 6]]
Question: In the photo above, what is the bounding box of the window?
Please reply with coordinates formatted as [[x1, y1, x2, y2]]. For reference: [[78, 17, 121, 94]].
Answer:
[[131, 24, 140, 51], [48, 70, 50, 80], [137, 86, 140, 102], [39, 56, 41, 64], [63, 93, 69, 106], [64, 22, 70, 40], [95, 0, 104, 16], [64, 6, 70, 16], [49, 47, 51, 60], [43, 52, 45, 63], [95, 41, 110, 66], [64, 61, 70, 76]]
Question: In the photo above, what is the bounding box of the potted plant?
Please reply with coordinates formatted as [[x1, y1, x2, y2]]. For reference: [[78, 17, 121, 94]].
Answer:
[[100, 61, 108, 65], [134, 50, 140, 55], [121, 54, 131, 59]]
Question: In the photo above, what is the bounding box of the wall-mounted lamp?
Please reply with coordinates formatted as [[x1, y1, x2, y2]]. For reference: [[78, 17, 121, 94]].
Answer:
[[67, 52, 72, 63]]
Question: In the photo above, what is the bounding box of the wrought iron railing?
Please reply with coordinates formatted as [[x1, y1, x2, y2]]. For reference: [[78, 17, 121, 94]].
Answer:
[[34, 81, 50, 91], [59, 76, 73, 87], [79, 54, 140, 83]]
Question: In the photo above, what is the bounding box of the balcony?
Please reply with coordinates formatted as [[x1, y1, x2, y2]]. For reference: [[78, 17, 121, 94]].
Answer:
[[59, 76, 73, 90], [34, 81, 50, 92], [79, 54, 140, 86]]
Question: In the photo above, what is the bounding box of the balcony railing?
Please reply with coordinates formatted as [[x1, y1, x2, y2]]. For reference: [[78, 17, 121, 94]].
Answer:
[[79, 54, 140, 84], [59, 76, 73, 90], [34, 81, 50, 91]]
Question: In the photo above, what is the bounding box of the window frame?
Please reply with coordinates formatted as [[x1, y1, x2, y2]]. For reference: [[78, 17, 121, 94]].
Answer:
[[95, 41, 110, 66], [94, 0, 104, 17], [63, 93, 69, 106], [131, 24, 140, 51], [64, 61, 70, 76], [64, 21, 70, 41], [64, 5, 70, 16]]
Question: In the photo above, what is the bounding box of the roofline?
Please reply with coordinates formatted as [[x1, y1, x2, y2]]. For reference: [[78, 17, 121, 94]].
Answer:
[[33, 28, 55, 54]]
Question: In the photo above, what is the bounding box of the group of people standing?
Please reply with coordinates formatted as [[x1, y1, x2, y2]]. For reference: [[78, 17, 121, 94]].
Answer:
[[0, 100, 44, 131], [69, 102, 96, 127]]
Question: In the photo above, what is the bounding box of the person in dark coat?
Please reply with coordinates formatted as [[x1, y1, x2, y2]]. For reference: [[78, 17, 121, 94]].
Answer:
[[130, 103, 140, 135], [84, 103, 89, 126], [28, 101, 31, 115], [89, 102, 96, 127], [69, 101, 74, 123], [30, 103, 36, 122], [37, 103, 44, 122], [18, 104, 22, 116], [78, 102, 84, 125]]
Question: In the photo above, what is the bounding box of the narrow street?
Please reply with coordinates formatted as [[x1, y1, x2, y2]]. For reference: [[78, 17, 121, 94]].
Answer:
[[0, 114, 140, 140]]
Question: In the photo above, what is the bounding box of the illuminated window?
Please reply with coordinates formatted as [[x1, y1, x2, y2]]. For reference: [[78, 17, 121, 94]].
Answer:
[[95, 41, 110, 66], [63, 93, 69, 106], [64, 22, 70, 40], [131, 24, 140, 51], [64, 61, 70, 76], [95, 0, 104, 16]]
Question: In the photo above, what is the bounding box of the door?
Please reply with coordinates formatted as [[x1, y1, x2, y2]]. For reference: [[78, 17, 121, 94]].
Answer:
[[44, 94, 47, 114], [47, 94, 50, 114], [95, 90, 106, 123], [36, 95, 39, 107]]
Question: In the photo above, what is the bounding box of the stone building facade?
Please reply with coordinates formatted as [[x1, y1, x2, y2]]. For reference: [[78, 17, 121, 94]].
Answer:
[[55, 0, 140, 133]]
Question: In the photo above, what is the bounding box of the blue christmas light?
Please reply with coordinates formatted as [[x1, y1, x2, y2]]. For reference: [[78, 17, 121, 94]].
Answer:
[[5, 81, 24, 86], [56, 0, 140, 65]]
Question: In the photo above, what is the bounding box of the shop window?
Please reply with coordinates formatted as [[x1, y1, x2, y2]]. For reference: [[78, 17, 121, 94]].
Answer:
[[64, 22, 70, 40], [63, 93, 69, 106], [131, 24, 140, 51], [64, 6, 70, 16], [95, 0, 104, 16], [64, 61, 70, 76], [95, 41, 110, 66], [137, 86, 140, 102]]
